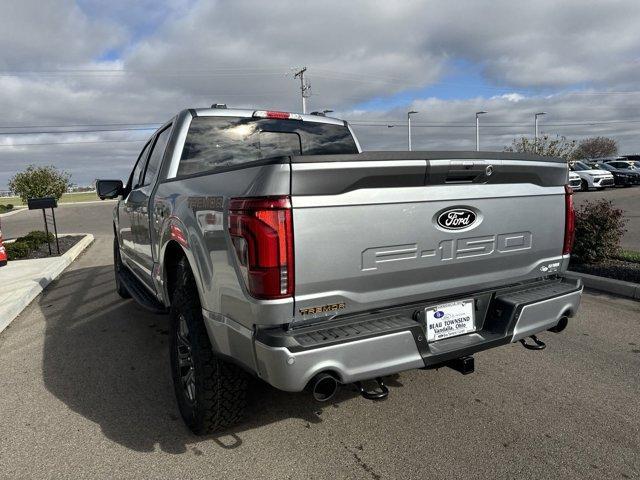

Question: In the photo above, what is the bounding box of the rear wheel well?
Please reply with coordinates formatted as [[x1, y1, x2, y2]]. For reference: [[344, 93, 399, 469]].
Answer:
[[164, 241, 186, 302]]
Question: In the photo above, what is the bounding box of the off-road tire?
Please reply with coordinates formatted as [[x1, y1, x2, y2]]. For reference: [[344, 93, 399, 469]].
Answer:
[[170, 257, 248, 435], [113, 238, 131, 299]]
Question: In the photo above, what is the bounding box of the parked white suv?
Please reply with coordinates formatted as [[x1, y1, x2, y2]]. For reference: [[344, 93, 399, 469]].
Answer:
[[570, 161, 614, 190], [569, 171, 582, 191]]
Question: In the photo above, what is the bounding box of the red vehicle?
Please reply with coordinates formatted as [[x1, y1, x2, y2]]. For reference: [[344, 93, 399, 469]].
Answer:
[[0, 219, 7, 266]]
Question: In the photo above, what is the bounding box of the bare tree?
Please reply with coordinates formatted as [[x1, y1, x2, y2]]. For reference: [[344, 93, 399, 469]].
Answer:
[[574, 136, 618, 159], [504, 134, 577, 161]]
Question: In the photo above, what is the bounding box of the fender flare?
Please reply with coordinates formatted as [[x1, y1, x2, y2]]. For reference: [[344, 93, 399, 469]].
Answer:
[[157, 216, 208, 308]]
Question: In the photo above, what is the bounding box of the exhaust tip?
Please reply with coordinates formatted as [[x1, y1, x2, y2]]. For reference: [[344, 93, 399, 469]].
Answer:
[[310, 373, 338, 402], [549, 315, 569, 333]]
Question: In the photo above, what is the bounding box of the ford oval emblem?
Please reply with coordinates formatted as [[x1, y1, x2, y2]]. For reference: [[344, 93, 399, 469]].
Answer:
[[437, 208, 477, 230]]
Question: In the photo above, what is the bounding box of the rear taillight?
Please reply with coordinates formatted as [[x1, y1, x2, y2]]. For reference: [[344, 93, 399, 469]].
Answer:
[[228, 196, 294, 299], [563, 184, 575, 255]]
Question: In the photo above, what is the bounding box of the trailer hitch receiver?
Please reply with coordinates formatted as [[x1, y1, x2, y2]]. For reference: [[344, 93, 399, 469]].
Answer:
[[447, 355, 475, 375]]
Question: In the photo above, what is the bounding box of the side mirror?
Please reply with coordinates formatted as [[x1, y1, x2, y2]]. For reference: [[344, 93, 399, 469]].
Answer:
[[96, 180, 124, 200]]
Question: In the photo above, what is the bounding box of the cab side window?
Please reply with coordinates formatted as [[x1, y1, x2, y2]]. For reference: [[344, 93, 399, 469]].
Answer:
[[129, 142, 152, 190], [141, 126, 172, 186]]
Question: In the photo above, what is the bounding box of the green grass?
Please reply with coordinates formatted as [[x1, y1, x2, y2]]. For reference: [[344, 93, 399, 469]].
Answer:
[[0, 191, 98, 206], [613, 250, 640, 264]]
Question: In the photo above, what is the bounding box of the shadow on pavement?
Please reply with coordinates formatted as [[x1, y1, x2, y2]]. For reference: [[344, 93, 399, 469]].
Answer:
[[40, 264, 394, 453]]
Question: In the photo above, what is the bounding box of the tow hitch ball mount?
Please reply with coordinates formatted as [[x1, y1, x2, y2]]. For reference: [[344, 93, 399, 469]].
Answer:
[[520, 334, 546, 350], [446, 355, 475, 375], [354, 377, 389, 400]]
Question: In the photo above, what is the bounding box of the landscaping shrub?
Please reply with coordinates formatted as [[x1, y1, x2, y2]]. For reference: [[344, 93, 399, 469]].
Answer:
[[15, 231, 55, 249], [8, 165, 71, 203], [23, 230, 55, 245], [0, 204, 13, 213], [572, 200, 627, 264], [6, 241, 30, 260]]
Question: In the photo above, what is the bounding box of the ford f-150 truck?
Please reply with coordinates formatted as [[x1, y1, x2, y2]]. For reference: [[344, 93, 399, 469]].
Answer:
[[97, 106, 583, 434]]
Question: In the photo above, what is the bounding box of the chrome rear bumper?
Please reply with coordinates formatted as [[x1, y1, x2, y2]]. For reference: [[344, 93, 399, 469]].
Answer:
[[255, 330, 424, 392], [207, 277, 583, 392]]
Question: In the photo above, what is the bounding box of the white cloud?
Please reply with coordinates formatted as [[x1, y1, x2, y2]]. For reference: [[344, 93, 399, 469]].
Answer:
[[492, 93, 525, 103], [1, 0, 640, 187]]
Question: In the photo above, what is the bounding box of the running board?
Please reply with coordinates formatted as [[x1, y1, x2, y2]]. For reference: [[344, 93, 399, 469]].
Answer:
[[119, 266, 167, 314]]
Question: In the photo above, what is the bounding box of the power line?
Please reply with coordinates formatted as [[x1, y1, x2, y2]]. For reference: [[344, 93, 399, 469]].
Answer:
[[0, 116, 637, 132], [0, 116, 636, 144], [0, 139, 146, 147], [0, 127, 157, 135], [0, 122, 162, 129], [5, 65, 640, 96], [349, 119, 640, 128], [0, 66, 287, 73]]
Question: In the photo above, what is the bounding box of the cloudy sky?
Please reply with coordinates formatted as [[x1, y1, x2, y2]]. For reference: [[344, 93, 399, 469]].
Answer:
[[1, 0, 640, 188]]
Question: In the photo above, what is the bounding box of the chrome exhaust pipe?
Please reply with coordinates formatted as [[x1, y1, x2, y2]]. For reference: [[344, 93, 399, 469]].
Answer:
[[309, 373, 338, 402]]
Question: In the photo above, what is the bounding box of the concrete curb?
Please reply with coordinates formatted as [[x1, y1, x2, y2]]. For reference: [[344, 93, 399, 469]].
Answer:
[[0, 233, 94, 334], [0, 207, 27, 218], [566, 270, 640, 300], [56, 199, 117, 206]]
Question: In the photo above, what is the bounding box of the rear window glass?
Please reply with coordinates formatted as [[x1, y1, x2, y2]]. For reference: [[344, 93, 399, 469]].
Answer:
[[178, 117, 358, 176]]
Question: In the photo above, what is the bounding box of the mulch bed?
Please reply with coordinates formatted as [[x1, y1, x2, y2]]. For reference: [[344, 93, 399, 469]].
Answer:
[[570, 258, 640, 284], [20, 235, 84, 260]]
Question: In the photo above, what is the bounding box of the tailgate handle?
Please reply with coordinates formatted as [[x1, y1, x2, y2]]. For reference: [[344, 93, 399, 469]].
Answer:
[[445, 174, 478, 183], [447, 161, 487, 183]]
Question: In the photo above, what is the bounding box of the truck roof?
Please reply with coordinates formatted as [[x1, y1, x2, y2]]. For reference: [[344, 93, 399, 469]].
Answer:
[[189, 107, 347, 126]]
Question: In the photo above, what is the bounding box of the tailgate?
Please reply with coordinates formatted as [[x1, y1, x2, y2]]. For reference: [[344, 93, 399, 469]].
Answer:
[[290, 152, 569, 323]]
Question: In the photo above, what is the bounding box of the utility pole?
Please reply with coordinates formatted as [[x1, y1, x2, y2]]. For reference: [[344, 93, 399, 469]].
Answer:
[[293, 67, 311, 114], [475, 111, 487, 151], [407, 110, 418, 151], [534, 112, 546, 152]]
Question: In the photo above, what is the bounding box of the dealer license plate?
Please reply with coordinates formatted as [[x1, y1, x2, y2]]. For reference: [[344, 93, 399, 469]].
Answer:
[[424, 299, 475, 342]]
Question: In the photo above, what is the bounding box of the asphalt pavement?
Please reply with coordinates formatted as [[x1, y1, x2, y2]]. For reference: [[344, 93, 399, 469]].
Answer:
[[0, 198, 639, 479], [1, 200, 116, 240]]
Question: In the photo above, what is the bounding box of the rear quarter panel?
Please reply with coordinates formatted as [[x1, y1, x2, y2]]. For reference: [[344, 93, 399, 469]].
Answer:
[[153, 163, 294, 329]]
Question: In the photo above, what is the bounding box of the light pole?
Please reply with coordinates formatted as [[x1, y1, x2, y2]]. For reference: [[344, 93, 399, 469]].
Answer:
[[475, 111, 487, 151], [534, 111, 547, 143], [407, 110, 418, 151]]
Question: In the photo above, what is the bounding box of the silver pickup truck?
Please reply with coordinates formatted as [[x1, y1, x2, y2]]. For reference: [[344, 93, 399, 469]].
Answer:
[[97, 106, 583, 434]]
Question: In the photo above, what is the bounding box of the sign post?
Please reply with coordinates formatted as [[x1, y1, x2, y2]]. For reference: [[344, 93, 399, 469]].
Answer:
[[27, 197, 60, 255]]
